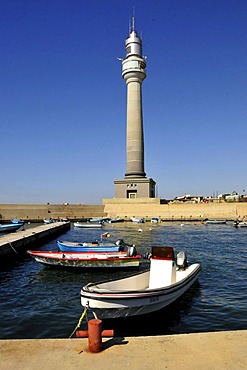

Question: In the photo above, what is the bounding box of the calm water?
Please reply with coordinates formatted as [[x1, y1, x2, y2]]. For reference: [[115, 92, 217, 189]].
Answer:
[[0, 221, 246, 339]]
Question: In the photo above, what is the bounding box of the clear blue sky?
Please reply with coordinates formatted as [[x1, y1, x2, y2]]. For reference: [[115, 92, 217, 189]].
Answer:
[[1, 0, 246, 204]]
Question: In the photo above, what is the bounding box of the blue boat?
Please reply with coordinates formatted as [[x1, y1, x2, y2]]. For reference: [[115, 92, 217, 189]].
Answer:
[[57, 239, 126, 253], [0, 223, 23, 233], [11, 219, 25, 225]]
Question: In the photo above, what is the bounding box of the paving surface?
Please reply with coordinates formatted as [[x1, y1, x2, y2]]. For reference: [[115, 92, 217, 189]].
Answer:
[[0, 330, 246, 370]]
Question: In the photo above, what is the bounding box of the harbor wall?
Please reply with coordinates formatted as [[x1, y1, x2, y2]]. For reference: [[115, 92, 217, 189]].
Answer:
[[103, 198, 247, 220], [1, 200, 247, 221], [0, 204, 106, 222], [0, 222, 70, 257]]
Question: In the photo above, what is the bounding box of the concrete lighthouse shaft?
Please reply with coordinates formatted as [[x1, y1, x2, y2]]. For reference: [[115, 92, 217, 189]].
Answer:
[[113, 16, 156, 199], [122, 17, 146, 178]]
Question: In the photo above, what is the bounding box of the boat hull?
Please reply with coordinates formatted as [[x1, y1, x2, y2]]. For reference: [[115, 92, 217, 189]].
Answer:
[[0, 223, 23, 233], [74, 222, 102, 229], [27, 251, 141, 269], [205, 220, 226, 224], [80, 264, 201, 319]]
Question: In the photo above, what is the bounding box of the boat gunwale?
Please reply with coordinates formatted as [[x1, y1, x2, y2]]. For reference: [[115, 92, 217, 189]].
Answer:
[[81, 264, 201, 299], [27, 250, 142, 262]]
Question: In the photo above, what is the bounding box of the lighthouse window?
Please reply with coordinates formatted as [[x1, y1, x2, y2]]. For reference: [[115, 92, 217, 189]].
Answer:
[[126, 46, 131, 54]]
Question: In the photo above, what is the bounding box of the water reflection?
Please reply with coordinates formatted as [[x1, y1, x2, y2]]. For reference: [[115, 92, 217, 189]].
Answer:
[[1, 222, 247, 338]]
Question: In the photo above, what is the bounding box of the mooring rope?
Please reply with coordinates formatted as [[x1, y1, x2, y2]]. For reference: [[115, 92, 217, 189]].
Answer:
[[69, 306, 89, 338], [8, 241, 20, 256]]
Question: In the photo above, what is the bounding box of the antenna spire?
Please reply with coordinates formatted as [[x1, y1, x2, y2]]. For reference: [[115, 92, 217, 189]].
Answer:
[[131, 7, 135, 32]]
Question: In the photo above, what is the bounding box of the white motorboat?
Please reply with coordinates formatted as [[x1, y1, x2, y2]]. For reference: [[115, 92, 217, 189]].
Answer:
[[233, 221, 247, 228], [130, 217, 145, 223], [80, 246, 201, 319], [74, 222, 102, 229], [43, 218, 54, 224], [205, 219, 226, 224]]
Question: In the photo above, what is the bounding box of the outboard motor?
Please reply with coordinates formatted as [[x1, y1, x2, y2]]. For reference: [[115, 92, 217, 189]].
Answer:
[[115, 239, 124, 246], [127, 245, 137, 257], [143, 252, 152, 260], [176, 251, 188, 270]]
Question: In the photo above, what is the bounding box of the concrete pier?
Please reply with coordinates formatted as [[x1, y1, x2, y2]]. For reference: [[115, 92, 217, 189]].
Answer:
[[0, 330, 246, 369], [0, 222, 70, 257]]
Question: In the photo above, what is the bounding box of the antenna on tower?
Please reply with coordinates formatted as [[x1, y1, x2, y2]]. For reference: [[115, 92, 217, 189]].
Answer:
[[132, 7, 135, 32]]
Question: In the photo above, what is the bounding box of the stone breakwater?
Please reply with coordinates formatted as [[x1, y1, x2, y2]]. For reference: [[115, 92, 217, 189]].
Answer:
[[1, 199, 247, 221]]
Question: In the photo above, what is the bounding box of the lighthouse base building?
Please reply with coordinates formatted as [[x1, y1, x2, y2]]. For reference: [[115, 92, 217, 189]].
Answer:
[[114, 178, 156, 199]]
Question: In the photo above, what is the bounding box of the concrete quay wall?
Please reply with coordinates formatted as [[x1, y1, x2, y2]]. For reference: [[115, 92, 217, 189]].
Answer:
[[103, 198, 247, 221], [0, 330, 246, 370], [1, 200, 247, 222], [0, 204, 106, 222], [0, 222, 70, 257]]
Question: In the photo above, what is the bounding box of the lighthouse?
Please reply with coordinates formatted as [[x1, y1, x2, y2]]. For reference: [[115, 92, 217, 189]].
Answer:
[[114, 16, 156, 199]]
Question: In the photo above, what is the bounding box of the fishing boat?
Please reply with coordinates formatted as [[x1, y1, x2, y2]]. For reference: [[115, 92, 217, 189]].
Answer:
[[107, 218, 125, 223], [57, 238, 126, 253], [11, 219, 25, 225], [130, 217, 145, 223], [27, 248, 141, 269], [43, 218, 54, 224], [233, 221, 247, 228], [0, 223, 23, 233], [204, 219, 226, 224], [73, 222, 102, 229], [89, 217, 109, 223], [151, 217, 160, 223], [80, 246, 201, 319]]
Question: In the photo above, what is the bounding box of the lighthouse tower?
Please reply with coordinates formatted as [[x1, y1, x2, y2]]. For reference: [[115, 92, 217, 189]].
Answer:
[[114, 16, 156, 199]]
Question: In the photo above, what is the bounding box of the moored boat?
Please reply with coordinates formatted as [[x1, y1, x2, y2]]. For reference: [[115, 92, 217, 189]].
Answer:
[[233, 221, 247, 228], [73, 222, 102, 229], [107, 218, 125, 223], [205, 220, 226, 224], [57, 238, 126, 253], [27, 249, 141, 269], [89, 217, 109, 223], [11, 219, 25, 225], [130, 217, 145, 223], [151, 217, 160, 223], [0, 223, 23, 233], [43, 218, 54, 224], [80, 246, 201, 319]]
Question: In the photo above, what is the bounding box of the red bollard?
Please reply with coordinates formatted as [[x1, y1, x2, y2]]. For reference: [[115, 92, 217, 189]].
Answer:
[[76, 329, 114, 338], [88, 319, 102, 353]]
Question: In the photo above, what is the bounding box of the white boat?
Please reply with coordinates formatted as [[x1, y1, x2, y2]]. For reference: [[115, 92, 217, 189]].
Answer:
[[43, 218, 54, 224], [107, 218, 125, 223], [74, 222, 102, 229], [130, 217, 145, 223], [205, 219, 226, 224], [151, 217, 160, 223], [234, 221, 247, 228], [89, 217, 109, 223], [80, 246, 201, 319]]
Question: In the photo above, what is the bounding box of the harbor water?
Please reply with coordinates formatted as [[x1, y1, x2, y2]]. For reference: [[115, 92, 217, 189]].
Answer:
[[0, 221, 246, 339]]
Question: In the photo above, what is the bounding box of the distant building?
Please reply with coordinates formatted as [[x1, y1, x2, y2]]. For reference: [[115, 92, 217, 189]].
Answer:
[[172, 194, 203, 203]]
